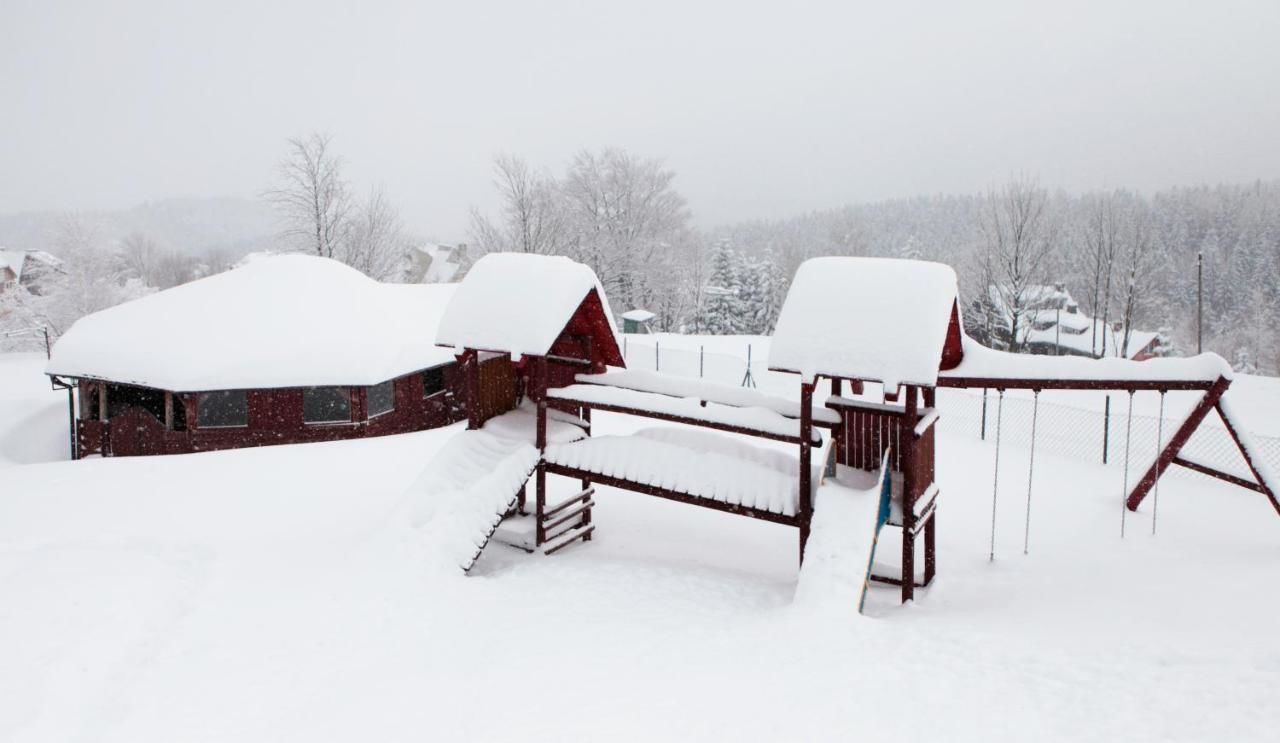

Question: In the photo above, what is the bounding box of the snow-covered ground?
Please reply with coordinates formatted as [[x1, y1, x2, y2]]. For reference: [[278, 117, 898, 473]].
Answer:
[[1, 351, 1278, 741]]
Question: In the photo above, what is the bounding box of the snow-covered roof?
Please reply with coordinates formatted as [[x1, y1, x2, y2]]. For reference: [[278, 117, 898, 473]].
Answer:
[[768, 257, 959, 387], [435, 253, 618, 358], [418, 244, 461, 283], [47, 255, 458, 391], [0, 248, 54, 283], [621, 309, 656, 323]]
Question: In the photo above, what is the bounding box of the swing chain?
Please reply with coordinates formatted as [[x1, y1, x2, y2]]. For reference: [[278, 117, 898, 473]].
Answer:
[[1152, 391, 1166, 535], [1120, 390, 1136, 538], [989, 389, 1005, 562], [1023, 389, 1040, 555]]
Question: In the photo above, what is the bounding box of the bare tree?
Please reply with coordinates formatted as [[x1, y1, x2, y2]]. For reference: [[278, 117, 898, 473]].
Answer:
[[266, 132, 352, 259], [468, 154, 566, 256], [1117, 201, 1159, 357], [978, 177, 1058, 353], [1078, 192, 1124, 356], [343, 185, 407, 281], [560, 147, 691, 312]]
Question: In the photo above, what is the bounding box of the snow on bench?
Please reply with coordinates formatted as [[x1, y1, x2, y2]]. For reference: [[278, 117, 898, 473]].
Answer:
[[547, 383, 824, 444], [403, 430, 540, 572], [480, 403, 589, 445], [543, 427, 821, 518], [573, 369, 842, 426]]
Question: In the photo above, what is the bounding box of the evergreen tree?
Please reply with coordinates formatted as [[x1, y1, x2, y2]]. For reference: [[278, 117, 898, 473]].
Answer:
[[700, 239, 743, 334]]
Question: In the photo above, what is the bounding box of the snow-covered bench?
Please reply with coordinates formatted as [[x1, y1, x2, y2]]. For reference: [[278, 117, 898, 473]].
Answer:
[[543, 427, 824, 523]]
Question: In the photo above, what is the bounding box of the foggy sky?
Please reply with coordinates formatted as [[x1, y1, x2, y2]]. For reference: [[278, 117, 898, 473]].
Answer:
[[3, 0, 1279, 239]]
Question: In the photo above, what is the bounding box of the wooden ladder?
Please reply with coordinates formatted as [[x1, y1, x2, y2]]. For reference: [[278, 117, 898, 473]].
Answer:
[[540, 486, 595, 555]]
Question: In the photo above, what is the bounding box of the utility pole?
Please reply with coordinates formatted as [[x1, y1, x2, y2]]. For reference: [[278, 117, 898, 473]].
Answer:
[[1197, 251, 1203, 355]]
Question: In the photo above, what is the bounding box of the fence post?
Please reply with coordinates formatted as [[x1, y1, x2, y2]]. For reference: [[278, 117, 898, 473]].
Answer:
[[623, 335, 627, 361], [700, 346, 704, 378], [655, 341, 660, 372], [1102, 395, 1111, 465]]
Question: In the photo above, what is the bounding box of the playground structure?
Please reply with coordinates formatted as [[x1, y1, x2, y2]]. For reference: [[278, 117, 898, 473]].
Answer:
[[423, 252, 1277, 611]]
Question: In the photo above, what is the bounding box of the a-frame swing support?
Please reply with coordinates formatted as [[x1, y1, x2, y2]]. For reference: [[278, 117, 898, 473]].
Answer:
[[1125, 375, 1280, 516]]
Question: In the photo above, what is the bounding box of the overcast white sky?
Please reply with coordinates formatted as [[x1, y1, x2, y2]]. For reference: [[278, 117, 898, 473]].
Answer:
[[3, 0, 1279, 238]]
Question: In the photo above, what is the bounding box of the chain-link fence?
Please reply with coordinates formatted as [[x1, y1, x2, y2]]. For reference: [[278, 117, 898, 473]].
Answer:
[[938, 388, 1280, 485], [619, 335, 1280, 485]]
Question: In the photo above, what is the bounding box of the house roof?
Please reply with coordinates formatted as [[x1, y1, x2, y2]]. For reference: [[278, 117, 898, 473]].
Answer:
[[435, 253, 620, 360], [0, 248, 59, 283], [768, 257, 959, 387], [47, 255, 457, 391]]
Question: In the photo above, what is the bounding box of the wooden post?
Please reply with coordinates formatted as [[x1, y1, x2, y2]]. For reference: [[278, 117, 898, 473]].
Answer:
[[798, 379, 814, 565], [164, 391, 174, 431], [924, 514, 936, 585], [98, 382, 108, 421], [536, 397, 548, 546], [580, 406, 592, 493], [901, 384, 918, 603], [461, 350, 480, 429], [1126, 376, 1230, 511]]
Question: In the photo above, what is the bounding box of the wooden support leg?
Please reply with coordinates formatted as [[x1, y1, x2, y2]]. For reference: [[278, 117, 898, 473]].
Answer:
[[1127, 376, 1229, 510], [924, 515, 937, 586], [901, 530, 915, 603], [535, 463, 547, 546]]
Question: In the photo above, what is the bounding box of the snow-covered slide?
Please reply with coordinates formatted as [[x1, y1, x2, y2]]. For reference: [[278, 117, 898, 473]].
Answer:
[[404, 430, 540, 573], [794, 452, 893, 614]]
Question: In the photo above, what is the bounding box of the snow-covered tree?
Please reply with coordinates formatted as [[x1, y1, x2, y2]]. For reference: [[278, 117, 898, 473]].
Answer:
[[699, 239, 744, 335]]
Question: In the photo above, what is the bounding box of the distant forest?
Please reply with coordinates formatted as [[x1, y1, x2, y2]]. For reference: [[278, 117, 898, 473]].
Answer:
[[3, 137, 1278, 376]]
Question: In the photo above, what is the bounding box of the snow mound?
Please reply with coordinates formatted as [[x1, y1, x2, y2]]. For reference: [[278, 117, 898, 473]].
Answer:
[[46, 254, 458, 391], [435, 253, 617, 357], [769, 257, 958, 387]]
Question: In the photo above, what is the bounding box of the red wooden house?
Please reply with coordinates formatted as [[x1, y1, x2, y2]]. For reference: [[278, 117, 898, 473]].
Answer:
[[46, 255, 466, 458]]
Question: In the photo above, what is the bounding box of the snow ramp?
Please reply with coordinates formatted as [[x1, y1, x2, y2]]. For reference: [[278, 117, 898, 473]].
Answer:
[[404, 429, 540, 573], [794, 453, 893, 614]]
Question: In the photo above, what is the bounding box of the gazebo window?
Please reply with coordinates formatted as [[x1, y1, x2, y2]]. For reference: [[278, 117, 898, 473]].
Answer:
[[304, 387, 351, 424], [368, 379, 395, 418], [423, 364, 448, 398], [198, 390, 248, 428]]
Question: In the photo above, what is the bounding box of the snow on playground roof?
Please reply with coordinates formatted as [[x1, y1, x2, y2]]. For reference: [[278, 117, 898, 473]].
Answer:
[[435, 253, 618, 357], [621, 309, 655, 322], [768, 257, 959, 387], [46, 255, 458, 391], [939, 335, 1232, 385]]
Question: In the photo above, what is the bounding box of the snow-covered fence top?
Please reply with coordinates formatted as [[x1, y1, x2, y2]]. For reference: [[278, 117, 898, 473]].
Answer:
[[46, 255, 458, 391], [435, 253, 619, 359], [768, 257, 959, 388], [938, 336, 1233, 388]]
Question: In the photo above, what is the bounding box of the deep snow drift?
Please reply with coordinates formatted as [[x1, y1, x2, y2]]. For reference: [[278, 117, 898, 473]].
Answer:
[[1, 351, 1277, 742]]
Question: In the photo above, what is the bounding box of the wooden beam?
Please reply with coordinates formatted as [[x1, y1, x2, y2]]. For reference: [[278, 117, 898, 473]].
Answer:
[[543, 462, 801, 527], [1213, 401, 1280, 516], [798, 380, 814, 565], [544, 397, 822, 445], [1171, 456, 1264, 493], [938, 376, 1216, 392], [1126, 376, 1230, 510], [901, 384, 917, 604]]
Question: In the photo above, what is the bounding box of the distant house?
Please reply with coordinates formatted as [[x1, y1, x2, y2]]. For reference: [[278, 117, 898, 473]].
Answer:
[[46, 255, 466, 458], [404, 243, 467, 284], [978, 283, 1165, 360], [0, 248, 61, 295]]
